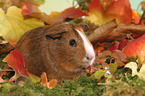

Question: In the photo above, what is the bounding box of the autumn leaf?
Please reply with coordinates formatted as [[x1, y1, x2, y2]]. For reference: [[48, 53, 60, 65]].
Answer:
[[0, 77, 5, 83], [47, 79, 58, 89], [99, 50, 114, 58], [40, 72, 58, 89], [21, 3, 53, 25], [125, 62, 138, 76], [115, 60, 125, 67], [109, 63, 117, 74], [113, 50, 127, 62], [88, 19, 117, 44], [122, 34, 145, 63], [108, 41, 119, 52], [40, 72, 48, 86], [28, 72, 40, 83], [88, 19, 145, 45], [0, 6, 44, 46], [91, 70, 107, 79], [22, 7, 87, 25], [49, 7, 88, 23], [0, 42, 14, 55], [86, 0, 132, 25], [86, 66, 100, 75], [118, 39, 129, 50], [22, 2, 40, 15], [3, 49, 29, 82], [132, 10, 144, 25], [24, 0, 45, 6], [125, 62, 145, 80]]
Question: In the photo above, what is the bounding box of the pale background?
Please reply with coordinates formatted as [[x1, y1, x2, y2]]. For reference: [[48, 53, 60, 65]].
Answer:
[[39, 0, 144, 15]]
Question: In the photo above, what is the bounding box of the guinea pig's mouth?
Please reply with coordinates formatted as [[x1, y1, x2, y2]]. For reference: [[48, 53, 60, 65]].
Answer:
[[78, 65, 88, 70]]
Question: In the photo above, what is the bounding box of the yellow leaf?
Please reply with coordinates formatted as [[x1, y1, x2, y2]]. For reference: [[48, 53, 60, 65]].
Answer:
[[125, 62, 145, 81], [139, 64, 145, 74], [125, 62, 138, 76], [0, 6, 44, 46], [28, 72, 40, 83], [138, 64, 145, 80]]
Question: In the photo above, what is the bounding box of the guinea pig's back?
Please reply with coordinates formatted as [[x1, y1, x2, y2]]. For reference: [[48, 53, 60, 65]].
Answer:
[[15, 26, 48, 76]]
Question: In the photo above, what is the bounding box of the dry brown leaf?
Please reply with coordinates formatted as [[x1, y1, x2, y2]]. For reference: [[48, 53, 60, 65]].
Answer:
[[0, 43, 14, 55], [88, 19, 117, 44], [88, 19, 145, 45]]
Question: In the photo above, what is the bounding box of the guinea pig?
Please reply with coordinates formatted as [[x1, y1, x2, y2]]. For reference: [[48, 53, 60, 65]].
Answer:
[[15, 22, 95, 81]]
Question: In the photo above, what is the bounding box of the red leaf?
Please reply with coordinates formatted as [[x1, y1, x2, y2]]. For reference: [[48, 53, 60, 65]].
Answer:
[[105, 0, 132, 24], [122, 35, 145, 63], [3, 49, 29, 81], [118, 39, 129, 50], [62, 7, 88, 19], [86, 0, 132, 25], [49, 7, 88, 23], [108, 41, 119, 52], [22, 3, 40, 15]]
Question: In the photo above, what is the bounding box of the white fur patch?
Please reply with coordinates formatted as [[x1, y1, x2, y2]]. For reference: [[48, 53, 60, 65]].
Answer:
[[75, 28, 95, 65]]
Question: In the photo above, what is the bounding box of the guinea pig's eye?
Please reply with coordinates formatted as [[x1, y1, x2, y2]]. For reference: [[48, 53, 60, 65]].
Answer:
[[69, 39, 77, 47]]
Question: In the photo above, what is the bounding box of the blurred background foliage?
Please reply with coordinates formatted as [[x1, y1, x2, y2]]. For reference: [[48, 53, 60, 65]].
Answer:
[[39, 0, 144, 14]]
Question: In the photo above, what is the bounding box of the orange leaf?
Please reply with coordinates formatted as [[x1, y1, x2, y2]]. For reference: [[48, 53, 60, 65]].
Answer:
[[49, 7, 88, 23], [47, 79, 58, 89], [40, 72, 58, 89], [86, 0, 132, 25], [132, 10, 144, 25], [3, 49, 29, 81], [0, 77, 5, 83], [141, 1, 145, 11], [40, 72, 47, 86]]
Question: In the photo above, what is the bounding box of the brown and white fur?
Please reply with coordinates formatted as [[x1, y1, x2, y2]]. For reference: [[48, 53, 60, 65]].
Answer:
[[15, 23, 95, 81]]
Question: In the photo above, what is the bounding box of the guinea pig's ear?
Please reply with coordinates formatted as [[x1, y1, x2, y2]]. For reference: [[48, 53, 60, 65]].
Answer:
[[79, 23, 89, 32], [46, 32, 65, 40]]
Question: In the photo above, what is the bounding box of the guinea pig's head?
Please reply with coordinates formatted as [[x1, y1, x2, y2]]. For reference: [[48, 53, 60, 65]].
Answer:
[[42, 23, 95, 78]]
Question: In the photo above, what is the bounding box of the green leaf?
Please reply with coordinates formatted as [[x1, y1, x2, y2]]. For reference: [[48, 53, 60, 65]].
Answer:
[[113, 50, 127, 62], [109, 63, 117, 74], [92, 70, 107, 79], [115, 60, 125, 67], [99, 51, 114, 58]]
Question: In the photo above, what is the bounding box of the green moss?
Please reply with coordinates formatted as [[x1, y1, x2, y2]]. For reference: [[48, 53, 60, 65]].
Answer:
[[0, 76, 104, 96], [1, 74, 145, 96]]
